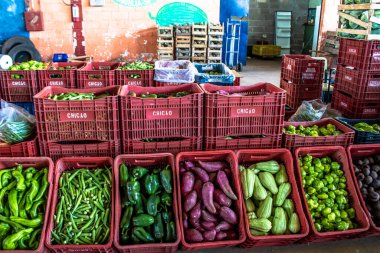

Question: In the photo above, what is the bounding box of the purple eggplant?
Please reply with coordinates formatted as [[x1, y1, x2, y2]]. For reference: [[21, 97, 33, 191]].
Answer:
[[185, 229, 203, 242], [191, 167, 209, 183], [203, 229, 217, 241], [185, 161, 195, 170], [215, 221, 233, 232], [202, 182, 216, 214], [182, 171, 195, 195], [220, 206, 238, 225], [198, 161, 226, 172], [213, 189, 232, 207], [217, 171, 237, 200], [201, 221, 216, 231], [190, 202, 201, 221], [184, 190, 197, 212], [201, 210, 218, 223]]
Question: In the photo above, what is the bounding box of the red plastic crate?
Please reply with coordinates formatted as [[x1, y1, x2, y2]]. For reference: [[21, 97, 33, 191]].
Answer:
[[34, 86, 120, 142], [115, 64, 154, 87], [0, 137, 38, 157], [332, 90, 380, 119], [281, 79, 322, 109], [347, 144, 380, 237], [335, 64, 380, 101], [45, 157, 115, 253], [202, 83, 285, 138], [113, 154, 180, 253], [281, 55, 324, 85], [175, 151, 246, 250], [283, 118, 355, 151], [120, 84, 203, 141], [204, 134, 282, 151], [338, 39, 380, 71], [77, 62, 119, 88], [234, 76, 241, 86], [123, 137, 202, 154], [39, 140, 120, 161], [294, 146, 370, 243], [237, 149, 309, 247], [37, 62, 86, 90], [0, 70, 37, 102], [0, 157, 54, 253]]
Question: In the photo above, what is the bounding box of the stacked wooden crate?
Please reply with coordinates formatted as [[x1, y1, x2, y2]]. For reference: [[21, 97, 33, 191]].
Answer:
[[157, 26, 174, 60], [175, 25, 192, 60], [207, 23, 224, 63], [192, 24, 208, 63]]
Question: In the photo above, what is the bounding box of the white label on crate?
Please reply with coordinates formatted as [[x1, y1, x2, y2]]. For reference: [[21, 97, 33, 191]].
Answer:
[[369, 81, 380, 87], [286, 64, 292, 71], [60, 111, 95, 122], [348, 48, 358, 55], [364, 108, 377, 113], [230, 106, 264, 117], [127, 80, 143, 86], [340, 102, 348, 108], [11, 81, 27, 86], [86, 81, 104, 87], [49, 81, 64, 86], [146, 108, 180, 120], [344, 75, 353, 82], [305, 67, 316, 73]]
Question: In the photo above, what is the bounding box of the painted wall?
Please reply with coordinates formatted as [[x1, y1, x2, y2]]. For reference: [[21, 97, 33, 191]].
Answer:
[[248, 0, 309, 54], [309, 0, 322, 8], [0, 0, 29, 43], [27, 0, 220, 61]]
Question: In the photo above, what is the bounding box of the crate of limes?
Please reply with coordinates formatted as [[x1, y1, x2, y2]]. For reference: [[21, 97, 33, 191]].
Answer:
[[116, 61, 155, 87]]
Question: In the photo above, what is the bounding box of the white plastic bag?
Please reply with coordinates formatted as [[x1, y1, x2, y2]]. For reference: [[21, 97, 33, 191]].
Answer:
[[289, 99, 327, 122], [154, 60, 198, 83]]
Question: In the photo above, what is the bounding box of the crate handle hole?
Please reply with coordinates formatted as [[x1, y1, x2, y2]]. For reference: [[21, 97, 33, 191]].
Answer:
[[11, 74, 25, 79], [98, 66, 111, 70], [134, 159, 156, 163], [88, 74, 102, 79], [128, 74, 141, 79], [76, 162, 100, 167], [49, 74, 63, 79]]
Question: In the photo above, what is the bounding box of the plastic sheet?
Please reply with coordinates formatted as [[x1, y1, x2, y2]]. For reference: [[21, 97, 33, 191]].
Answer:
[[194, 63, 235, 84], [154, 60, 197, 83]]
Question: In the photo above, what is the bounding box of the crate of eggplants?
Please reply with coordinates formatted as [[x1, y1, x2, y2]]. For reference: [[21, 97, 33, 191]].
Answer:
[[352, 155, 380, 227], [179, 159, 241, 244]]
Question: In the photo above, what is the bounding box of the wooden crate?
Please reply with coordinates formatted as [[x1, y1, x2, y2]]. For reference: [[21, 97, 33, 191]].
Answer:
[[207, 49, 222, 59], [207, 59, 222, 64], [192, 24, 207, 35], [323, 31, 340, 55], [192, 36, 207, 48], [175, 36, 191, 48], [209, 34, 224, 41], [158, 50, 174, 60], [209, 39, 223, 48], [192, 47, 207, 54], [157, 37, 174, 49], [158, 26, 174, 37], [337, 1, 380, 40], [208, 24, 224, 35], [175, 25, 191, 36]]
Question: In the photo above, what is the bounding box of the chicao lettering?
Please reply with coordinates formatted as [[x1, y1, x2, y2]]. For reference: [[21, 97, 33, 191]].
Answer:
[[87, 82, 103, 87], [152, 110, 173, 116], [66, 113, 88, 119], [12, 81, 26, 86], [49, 81, 64, 86], [237, 108, 256, 114]]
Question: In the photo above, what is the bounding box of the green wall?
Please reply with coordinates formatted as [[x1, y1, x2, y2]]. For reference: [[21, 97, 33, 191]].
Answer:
[[309, 0, 322, 8]]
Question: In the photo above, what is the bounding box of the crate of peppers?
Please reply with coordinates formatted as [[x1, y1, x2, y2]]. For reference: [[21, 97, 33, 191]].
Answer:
[[114, 153, 180, 253], [116, 61, 155, 87]]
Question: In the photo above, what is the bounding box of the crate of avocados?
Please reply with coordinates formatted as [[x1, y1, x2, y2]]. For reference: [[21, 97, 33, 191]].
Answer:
[[77, 62, 119, 88], [0, 156, 54, 252], [45, 157, 114, 252], [336, 117, 380, 144], [238, 149, 310, 247], [338, 0, 380, 40], [283, 118, 355, 150], [114, 153, 181, 253], [116, 62, 154, 87], [295, 146, 370, 243], [347, 144, 380, 237]]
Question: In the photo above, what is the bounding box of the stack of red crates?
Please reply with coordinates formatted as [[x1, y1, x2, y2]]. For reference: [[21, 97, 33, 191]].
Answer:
[[119, 83, 204, 154], [280, 55, 324, 110], [34, 86, 121, 160], [202, 83, 285, 150], [332, 39, 380, 119]]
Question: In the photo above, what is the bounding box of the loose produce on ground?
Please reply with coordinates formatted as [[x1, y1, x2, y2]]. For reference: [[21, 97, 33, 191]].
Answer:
[[285, 124, 343, 137], [48, 92, 110, 100], [128, 91, 191, 98], [353, 122, 380, 134], [119, 163, 176, 244], [299, 155, 358, 232], [352, 155, 380, 226], [180, 160, 239, 243], [240, 160, 300, 236], [51, 167, 111, 245], [0, 165, 49, 250]]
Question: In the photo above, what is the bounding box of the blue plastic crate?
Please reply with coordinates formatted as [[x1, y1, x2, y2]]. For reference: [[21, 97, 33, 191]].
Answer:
[[13, 102, 35, 115], [336, 117, 380, 144], [194, 63, 235, 85]]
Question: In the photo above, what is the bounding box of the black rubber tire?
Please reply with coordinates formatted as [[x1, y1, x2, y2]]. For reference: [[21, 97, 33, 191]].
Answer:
[[1, 36, 35, 55], [7, 44, 41, 63]]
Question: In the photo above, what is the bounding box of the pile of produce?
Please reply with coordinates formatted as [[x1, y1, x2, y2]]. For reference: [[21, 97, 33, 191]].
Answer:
[[353, 122, 380, 133], [206, 71, 223, 76], [120, 62, 154, 70], [240, 160, 300, 236], [48, 92, 110, 100], [0, 165, 49, 250], [284, 124, 343, 137], [118, 163, 176, 244], [180, 160, 239, 243], [51, 167, 111, 245], [128, 91, 191, 98], [352, 155, 380, 226], [8, 61, 47, 71], [299, 155, 358, 232]]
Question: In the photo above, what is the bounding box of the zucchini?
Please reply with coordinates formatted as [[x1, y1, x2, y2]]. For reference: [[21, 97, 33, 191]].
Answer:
[[282, 199, 295, 218], [275, 183, 291, 207], [250, 229, 268, 236], [253, 175, 268, 201], [249, 218, 272, 233], [289, 212, 301, 234], [254, 160, 280, 174], [271, 207, 287, 235], [259, 172, 278, 194], [275, 164, 289, 185], [257, 196, 273, 219]]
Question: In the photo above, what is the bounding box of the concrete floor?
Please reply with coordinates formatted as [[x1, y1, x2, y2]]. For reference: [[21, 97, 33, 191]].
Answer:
[[240, 57, 282, 86], [178, 58, 380, 253]]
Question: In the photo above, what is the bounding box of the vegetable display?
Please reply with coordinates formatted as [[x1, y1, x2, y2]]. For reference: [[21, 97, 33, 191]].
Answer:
[[0, 165, 49, 250], [119, 62, 154, 70], [240, 160, 301, 236], [353, 122, 380, 134], [51, 167, 111, 245], [299, 155, 358, 232], [47, 92, 110, 100], [128, 91, 191, 98], [119, 163, 176, 244], [8, 61, 48, 71], [180, 160, 239, 243], [352, 155, 380, 226], [284, 124, 343, 137]]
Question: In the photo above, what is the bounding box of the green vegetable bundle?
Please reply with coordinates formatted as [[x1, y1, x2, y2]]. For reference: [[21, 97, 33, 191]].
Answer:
[[48, 92, 109, 100], [119, 62, 154, 70], [119, 163, 176, 244], [0, 165, 49, 250], [128, 91, 191, 98], [353, 122, 380, 133], [51, 167, 112, 245], [299, 155, 358, 232], [285, 123, 343, 137], [240, 160, 301, 236]]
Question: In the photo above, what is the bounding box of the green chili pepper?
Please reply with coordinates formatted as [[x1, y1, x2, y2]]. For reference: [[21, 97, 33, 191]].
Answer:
[[10, 214, 43, 228], [12, 170, 26, 192], [18, 234, 31, 250], [169, 221, 176, 241], [127, 181, 141, 204], [28, 227, 42, 249], [18, 195, 28, 219], [30, 199, 45, 219], [153, 213, 164, 240], [119, 164, 129, 187], [120, 206, 133, 231], [144, 174, 159, 195], [2, 228, 33, 250], [0, 214, 25, 231], [0, 181, 17, 213], [132, 166, 149, 179], [3, 203, 10, 217], [8, 189, 18, 217], [2, 172, 13, 188], [0, 223, 10, 241], [132, 227, 154, 243], [25, 179, 39, 210], [34, 168, 48, 202], [0, 169, 11, 189], [160, 165, 172, 193]]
